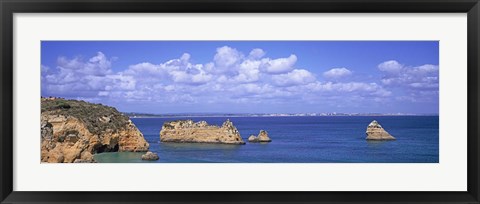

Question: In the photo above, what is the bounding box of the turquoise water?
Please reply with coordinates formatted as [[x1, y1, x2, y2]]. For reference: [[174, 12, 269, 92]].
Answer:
[[94, 116, 439, 163]]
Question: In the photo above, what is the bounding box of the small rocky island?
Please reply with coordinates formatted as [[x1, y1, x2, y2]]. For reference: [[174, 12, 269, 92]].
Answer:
[[160, 119, 246, 144], [248, 130, 272, 143], [366, 120, 396, 140], [41, 97, 150, 163], [142, 151, 159, 161]]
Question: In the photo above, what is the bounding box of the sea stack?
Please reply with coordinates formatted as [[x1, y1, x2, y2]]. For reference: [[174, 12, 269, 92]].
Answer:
[[160, 119, 246, 144], [141, 151, 159, 161], [41, 98, 149, 163], [248, 130, 272, 143], [365, 120, 396, 140]]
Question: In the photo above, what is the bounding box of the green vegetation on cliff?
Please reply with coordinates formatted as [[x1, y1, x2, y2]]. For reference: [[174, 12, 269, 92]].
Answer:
[[41, 98, 130, 135]]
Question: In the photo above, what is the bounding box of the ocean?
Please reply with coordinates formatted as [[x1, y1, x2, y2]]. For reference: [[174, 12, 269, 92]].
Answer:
[[94, 116, 439, 163]]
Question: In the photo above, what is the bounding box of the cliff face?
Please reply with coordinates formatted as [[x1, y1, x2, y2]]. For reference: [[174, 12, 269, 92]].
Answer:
[[160, 119, 245, 144], [365, 120, 396, 140], [41, 98, 149, 163]]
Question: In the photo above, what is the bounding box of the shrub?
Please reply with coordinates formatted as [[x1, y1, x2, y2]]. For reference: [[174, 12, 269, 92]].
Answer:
[[56, 101, 71, 109]]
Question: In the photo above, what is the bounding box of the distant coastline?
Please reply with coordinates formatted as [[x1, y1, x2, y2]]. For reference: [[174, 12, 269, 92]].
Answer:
[[124, 112, 439, 118]]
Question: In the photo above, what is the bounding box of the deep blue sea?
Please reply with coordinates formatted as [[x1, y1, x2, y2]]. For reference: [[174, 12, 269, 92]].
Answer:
[[94, 116, 439, 163]]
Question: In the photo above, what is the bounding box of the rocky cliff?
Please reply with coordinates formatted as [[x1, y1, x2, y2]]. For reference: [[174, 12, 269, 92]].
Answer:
[[365, 120, 396, 140], [248, 130, 272, 143], [41, 98, 149, 163], [160, 119, 245, 144]]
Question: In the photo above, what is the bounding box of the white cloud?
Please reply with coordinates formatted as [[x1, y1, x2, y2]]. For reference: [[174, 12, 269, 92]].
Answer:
[[248, 48, 266, 59], [408, 64, 439, 75], [409, 82, 438, 89], [41, 65, 50, 73], [236, 83, 270, 95], [43, 47, 411, 109], [233, 60, 261, 83], [213, 46, 243, 70], [170, 69, 212, 85], [306, 81, 391, 97], [42, 52, 119, 98], [98, 91, 109, 96], [378, 60, 439, 90], [125, 62, 160, 74], [378, 60, 403, 73], [107, 74, 136, 90], [123, 53, 213, 85], [57, 52, 113, 76], [263, 54, 297, 74], [180, 53, 190, 62], [323, 67, 352, 78], [272, 69, 316, 86]]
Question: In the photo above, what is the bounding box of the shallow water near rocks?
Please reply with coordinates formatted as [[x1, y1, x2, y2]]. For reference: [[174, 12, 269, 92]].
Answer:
[[94, 116, 439, 163]]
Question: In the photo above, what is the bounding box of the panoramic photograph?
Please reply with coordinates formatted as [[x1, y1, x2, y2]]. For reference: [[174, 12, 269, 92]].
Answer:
[[40, 41, 439, 163]]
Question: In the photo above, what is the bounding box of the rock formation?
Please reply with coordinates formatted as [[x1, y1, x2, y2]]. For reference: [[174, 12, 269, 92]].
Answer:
[[141, 151, 159, 161], [365, 120, 396, 140], [160, 119, 245, 144], [41, 98, 149, 163], [248, 130, 272, 143]]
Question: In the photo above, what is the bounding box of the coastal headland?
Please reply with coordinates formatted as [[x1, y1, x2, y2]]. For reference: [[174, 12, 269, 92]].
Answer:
[[41, 97, 149, 163]]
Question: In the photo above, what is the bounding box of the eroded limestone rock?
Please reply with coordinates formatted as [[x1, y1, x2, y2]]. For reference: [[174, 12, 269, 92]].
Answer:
[[141, 151, 159, 161], [248, 130, 272, 143], [41, 98, 149, 163], [160, 119, 245, 144], [365, 120, 396, 140]]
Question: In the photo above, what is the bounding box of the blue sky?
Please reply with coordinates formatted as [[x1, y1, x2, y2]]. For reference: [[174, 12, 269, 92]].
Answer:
[[41, 41, 439, 114]]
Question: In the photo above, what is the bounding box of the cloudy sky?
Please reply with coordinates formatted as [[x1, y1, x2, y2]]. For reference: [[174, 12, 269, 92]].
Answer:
[[41, 41, 439, 114]]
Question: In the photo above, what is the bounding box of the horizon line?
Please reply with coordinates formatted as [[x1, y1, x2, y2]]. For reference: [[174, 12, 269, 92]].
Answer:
[[123, 112, 439, 116]]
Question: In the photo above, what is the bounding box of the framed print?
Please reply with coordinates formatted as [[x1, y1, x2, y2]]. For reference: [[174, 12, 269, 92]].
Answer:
[[1, 0, 479, 203]]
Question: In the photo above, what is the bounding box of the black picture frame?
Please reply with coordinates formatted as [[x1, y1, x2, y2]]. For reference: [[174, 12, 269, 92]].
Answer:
[[1, 0, 479, 203]]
